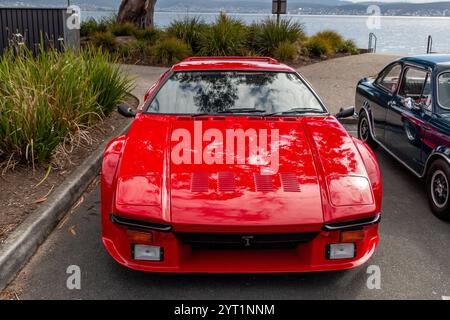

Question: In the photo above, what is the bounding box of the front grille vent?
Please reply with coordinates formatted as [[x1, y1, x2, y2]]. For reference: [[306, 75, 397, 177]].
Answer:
[[175, 232, 319, 249]]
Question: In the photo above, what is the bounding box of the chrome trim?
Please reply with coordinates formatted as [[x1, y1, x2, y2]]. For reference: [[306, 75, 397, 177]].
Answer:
[[436, 71, 450, 110], [110, 214, 172, 232], [323, 213, 381, 231]]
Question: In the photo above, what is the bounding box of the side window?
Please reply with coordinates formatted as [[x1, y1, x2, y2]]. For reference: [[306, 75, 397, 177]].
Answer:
[[438, 73, 450, 110], [398, 68, 432, 110], [376, 64, 402, 93]]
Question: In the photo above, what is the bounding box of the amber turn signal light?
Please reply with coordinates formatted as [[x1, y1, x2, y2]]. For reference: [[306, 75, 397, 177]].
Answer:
[[340, 230, 365, 242], [127, 229, 153, 244]]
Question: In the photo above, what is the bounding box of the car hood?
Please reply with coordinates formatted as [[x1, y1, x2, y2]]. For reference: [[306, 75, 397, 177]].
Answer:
[[115, 114, 373, 230]]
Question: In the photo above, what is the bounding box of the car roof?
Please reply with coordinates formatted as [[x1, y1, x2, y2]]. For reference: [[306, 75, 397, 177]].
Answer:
[[171, 56, 295, 72], [400, 54, 450, 69]]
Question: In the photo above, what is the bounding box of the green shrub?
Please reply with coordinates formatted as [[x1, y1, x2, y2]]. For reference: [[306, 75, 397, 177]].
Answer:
[[81, 18, 105, 37], [91, 31, 116, 51], [306, 36, 333, 57], [83, 50, 134, 115], [109, 22, 138, 37], [337, 39, 359, 55], [133, 28, 160, 44], [273, 41, 298, 62], [82, 16, 359, 63], [246, 23, 260, 52], [306, 31, 358, 57], [0, 46, 132, 164], [151, 38, 192, 65], [314, 30, 344, 50], [198, 13, 247, 56], [80, 16, 115, 37], [251, 18, 306, 56], [167, 16, 208, 53], [116, 45, 133, 59]]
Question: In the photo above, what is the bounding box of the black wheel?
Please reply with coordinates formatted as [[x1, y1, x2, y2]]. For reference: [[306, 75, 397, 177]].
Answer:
[[358, 111, 378, 149], [426, 159, 450, 221]]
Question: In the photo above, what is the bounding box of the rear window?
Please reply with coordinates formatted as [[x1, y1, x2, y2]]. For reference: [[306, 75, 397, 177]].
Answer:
[[147, 71, 324, 115], [438, 72, 450, 109]]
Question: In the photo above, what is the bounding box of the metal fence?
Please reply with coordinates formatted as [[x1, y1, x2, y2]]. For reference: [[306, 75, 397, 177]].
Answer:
[[0, 7, 79, 55]]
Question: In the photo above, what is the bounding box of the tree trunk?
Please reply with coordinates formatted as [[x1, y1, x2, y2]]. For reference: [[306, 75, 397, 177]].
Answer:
[[117, 0, 157, 29], [143, 0, 157, 28]]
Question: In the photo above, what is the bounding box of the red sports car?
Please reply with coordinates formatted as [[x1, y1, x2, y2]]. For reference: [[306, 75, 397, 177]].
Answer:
[[101, 57, 382, 273]]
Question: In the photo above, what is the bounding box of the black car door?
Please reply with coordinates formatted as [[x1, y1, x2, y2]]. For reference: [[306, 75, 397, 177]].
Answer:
[[385, 66, 433, 174], [371, 63, 403, 143]]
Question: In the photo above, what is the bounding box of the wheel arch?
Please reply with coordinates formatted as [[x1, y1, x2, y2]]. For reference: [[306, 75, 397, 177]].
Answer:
[[423, 147, 450, 179], [358, 102, 376, 138]]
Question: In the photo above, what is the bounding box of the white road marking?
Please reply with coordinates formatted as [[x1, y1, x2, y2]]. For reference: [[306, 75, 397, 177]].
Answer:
[[442, 296, 450, 300]]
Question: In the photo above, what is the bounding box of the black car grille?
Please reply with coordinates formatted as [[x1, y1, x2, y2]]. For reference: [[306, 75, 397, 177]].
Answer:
[[174, 232, 319, 250]]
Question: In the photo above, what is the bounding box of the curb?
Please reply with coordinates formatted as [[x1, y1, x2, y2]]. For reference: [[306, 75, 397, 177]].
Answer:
[[0, 122, 131, 292]]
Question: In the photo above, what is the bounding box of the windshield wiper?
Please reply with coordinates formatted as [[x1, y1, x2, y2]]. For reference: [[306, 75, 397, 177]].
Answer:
[[190, 108, 266, 117], [266, 108, 327, 116], [217, 108, 266, 114]]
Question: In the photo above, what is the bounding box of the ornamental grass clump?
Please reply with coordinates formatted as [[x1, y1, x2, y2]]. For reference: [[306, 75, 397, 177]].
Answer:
[[198, 13, 247, 56], [167, 16, 208, 53], [0, 46, 132, 165], [250, 18, 306, 56]]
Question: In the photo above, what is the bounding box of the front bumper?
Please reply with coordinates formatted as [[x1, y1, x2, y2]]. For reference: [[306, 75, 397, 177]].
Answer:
[[102, 215, 379, 273]]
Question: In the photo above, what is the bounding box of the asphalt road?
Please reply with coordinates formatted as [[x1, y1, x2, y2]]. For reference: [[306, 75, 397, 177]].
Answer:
[[2, 124, 449, 300]]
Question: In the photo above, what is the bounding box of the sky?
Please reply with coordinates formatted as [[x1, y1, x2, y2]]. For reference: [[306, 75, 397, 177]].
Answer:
[[348, 0, 448, 2]]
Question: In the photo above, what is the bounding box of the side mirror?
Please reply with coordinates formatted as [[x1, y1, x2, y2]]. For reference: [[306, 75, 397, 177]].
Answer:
[[335, 106, 355, 119], [117, 104, 136, 118]]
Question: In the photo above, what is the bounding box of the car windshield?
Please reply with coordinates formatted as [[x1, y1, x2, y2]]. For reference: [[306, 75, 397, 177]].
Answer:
[[438, 72, 450, 109], [147, 71, 325, 115]]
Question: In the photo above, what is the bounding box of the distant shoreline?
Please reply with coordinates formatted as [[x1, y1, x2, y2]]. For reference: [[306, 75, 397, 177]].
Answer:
[[81, 10, 450, 20], [1, 6, 448, 19]]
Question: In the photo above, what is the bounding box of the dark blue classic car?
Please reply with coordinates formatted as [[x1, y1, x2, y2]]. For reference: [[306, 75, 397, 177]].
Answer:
[[355, 54, 450, 220]]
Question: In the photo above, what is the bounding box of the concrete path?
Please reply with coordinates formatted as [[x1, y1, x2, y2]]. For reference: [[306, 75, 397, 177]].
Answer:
[[122, 54, 400, 114], [121, 64, 168, 104], [297, 54, 400, 113]]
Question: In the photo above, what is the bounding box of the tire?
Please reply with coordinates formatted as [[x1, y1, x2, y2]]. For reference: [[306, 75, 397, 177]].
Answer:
[[426, 159, 450, 221], [358, 111, 378, 149]]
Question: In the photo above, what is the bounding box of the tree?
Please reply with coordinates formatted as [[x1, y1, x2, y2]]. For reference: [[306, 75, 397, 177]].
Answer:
[[117, 0, 157, 29]]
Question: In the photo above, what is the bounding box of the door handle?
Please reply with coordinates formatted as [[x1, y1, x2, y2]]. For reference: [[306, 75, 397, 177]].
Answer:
[[420, 125, 431, 131], [388, 101, 397, 107]]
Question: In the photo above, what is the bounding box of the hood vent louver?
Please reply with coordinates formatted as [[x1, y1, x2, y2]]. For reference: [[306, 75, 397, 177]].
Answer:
[[191, 172, 209, 192], [218, 171, 236, 192], [280, 172, 301, 192], [254, 173, 274, 192]]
